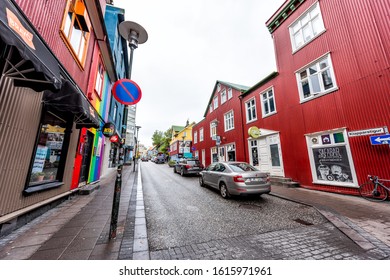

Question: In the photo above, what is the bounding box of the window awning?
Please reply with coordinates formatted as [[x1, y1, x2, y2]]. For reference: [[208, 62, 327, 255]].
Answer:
[[0, 0, 61, 91], [43, 80, 100, 129]]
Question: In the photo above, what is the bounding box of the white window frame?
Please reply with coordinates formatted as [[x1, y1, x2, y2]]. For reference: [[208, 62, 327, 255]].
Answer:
[[194, 131, 198, 144], [224, 110, 234, 131], [306, 129, 357, 187], [289, 2, 325, 52], [221, 89, 227, 104], [213, 96, 218, 109], [261, 87, 277, 117], [296, 53, 338, 103], [209, 104, 213, 113], [217, 83, 221, 92], [227, 87, 233, 99], [210, 122, 217, 138], [245, 98, 257, 123], [199, 128, 204, 142]]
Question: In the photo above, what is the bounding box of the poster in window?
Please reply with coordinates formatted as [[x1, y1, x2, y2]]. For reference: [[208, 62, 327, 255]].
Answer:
[[313, 146, 352, 183]]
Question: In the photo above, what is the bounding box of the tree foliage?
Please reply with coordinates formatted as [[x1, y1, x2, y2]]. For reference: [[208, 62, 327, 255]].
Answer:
[[151, 128, 173, 154]]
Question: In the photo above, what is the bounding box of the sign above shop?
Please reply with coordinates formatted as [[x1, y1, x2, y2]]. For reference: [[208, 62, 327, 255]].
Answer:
[[112, 79, 142, 105], [110, 135, 119, 143], [102, 122, 115, 137], [248, 126, 261, 138]]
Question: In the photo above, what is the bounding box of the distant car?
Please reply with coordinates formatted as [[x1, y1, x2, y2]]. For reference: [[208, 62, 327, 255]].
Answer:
[[199, 162, 271, 199], [141, 156, 148, 162], [174, 158, 203, 176]]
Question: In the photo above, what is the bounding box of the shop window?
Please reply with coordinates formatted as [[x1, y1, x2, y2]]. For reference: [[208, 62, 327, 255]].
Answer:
[[306, 129, 357, 187], [289, 2, 325, 52], [26, 111, 71, 193], [61, 0, 91, 66]]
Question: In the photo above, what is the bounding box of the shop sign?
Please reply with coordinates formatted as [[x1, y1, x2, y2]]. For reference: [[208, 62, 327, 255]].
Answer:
[[248, 126, 261, 138], [110, 135, 119, 143], [102, 122, 115, 137]]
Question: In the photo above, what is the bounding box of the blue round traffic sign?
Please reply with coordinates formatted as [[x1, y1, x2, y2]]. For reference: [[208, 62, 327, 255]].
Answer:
[[112, 79, 142, 105]]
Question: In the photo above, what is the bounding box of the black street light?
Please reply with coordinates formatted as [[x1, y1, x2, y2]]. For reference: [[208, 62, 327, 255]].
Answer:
[[133, 125, 141, 171], [109, 21, 148, 240]]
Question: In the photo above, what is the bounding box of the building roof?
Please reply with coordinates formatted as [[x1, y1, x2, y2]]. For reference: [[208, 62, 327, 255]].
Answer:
[[203, 80, 250, 117], [266, 0, 306, 34]]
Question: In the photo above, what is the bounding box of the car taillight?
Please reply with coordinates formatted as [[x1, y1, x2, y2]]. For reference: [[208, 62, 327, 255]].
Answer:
[[266, 175, 270, 182], [233, 175, 245, 182], [185, 164, 191, 169]]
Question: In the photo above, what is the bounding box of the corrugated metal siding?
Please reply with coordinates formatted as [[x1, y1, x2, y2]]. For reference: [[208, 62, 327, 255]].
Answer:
[[241, 0, 390, 195], [0, 76, 80, 217]]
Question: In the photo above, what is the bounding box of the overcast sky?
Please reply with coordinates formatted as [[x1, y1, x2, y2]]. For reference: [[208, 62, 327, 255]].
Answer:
[[114, 0, 286, 148]]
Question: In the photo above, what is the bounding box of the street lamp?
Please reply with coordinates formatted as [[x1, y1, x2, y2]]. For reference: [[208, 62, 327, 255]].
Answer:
[[109, 21, 147, 240], [133, 125, 141, 171], [119, 21, 148, 80]]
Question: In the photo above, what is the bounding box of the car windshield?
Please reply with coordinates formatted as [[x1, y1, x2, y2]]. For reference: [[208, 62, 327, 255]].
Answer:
[[228, 163, 258, 172]]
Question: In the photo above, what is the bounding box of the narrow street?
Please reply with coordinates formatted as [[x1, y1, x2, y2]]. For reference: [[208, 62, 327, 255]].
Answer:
[[140, 162, 388, 260]]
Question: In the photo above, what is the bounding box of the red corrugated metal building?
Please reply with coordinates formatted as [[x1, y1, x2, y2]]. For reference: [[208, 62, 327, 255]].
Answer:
[[192, 81, 250, 167], [239, 0, 390, 195]]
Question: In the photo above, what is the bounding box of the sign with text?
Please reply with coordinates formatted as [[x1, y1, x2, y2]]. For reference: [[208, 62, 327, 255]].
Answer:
[[102, 122, 116, 137]]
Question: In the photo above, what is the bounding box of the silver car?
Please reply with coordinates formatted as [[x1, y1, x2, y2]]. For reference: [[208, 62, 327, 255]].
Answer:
[[199, 162, 271, 199]]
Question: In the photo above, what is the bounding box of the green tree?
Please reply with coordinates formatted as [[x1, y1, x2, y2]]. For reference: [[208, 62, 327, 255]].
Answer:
[[151, 128, 173, 154]]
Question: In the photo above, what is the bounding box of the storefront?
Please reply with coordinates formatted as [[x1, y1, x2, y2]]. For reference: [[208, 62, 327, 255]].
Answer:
[[0, 0, 99, 229]]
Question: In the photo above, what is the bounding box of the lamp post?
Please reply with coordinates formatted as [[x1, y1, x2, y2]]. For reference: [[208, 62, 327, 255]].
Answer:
[[133, 125, 141, 171], [109, 21, 148, 240]]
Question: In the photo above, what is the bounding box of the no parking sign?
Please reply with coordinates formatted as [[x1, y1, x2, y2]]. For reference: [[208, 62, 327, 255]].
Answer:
[[112, 79, 142, 105]]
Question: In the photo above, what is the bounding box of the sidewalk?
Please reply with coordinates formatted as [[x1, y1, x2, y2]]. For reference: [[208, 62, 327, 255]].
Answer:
[[0, 165, 389, 260]]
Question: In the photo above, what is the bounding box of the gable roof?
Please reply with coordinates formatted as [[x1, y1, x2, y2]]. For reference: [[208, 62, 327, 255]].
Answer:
[[203, 80, 250, 117]]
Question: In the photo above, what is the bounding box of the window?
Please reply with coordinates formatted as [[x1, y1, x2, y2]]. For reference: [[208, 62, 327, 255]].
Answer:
[[245, 98, 257, 122], [209, 104, 213, 113], [289, 2, 325, 52], [221, 89, 227, 104], [261, 87, 276, 117], [61, 0, 91, 65], [296, 54, 337, 101], [213, 96, 218, 109], [224, 111, 234, 131], [194, 131, 198, 144], [217, 83, 221, 92], [199, 128, 204, 141], [210, 122, 217, 138], [27, 111, 70, 192], [211, 147, 218, 163], [94, 61, 104, 98], [306, 129, 356, 187], [227, 87, 233, 99], [113, 103, 118, 122]]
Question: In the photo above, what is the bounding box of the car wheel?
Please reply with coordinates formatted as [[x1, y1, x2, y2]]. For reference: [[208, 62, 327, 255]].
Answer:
[[220, 183, 231, 199], [180, 168, 185, 176], [199, 176, 205, 187]]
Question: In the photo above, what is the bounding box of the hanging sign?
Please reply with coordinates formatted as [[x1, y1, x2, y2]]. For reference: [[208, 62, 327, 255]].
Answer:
[[112, 79, 142, 105], [102, 122, 116, 137], [110, 135, 119, 143]]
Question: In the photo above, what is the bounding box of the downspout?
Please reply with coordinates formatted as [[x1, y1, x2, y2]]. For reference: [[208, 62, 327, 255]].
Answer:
[[238, 94, 247, 163]]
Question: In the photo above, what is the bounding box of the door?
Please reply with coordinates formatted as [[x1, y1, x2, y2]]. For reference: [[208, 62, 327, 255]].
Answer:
[[268, 134, 284, 176], [79, 131, 94, 184]]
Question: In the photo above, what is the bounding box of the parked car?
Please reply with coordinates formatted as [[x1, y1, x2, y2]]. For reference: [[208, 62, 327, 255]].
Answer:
[[199, 162, 271, 199], [154, 153, 165, 164], [173, 158, 203, 176], [141, 156, 148, 162]]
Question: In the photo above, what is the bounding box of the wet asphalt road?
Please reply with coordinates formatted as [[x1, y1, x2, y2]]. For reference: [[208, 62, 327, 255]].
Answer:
[[141, 161, 327, 251]]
